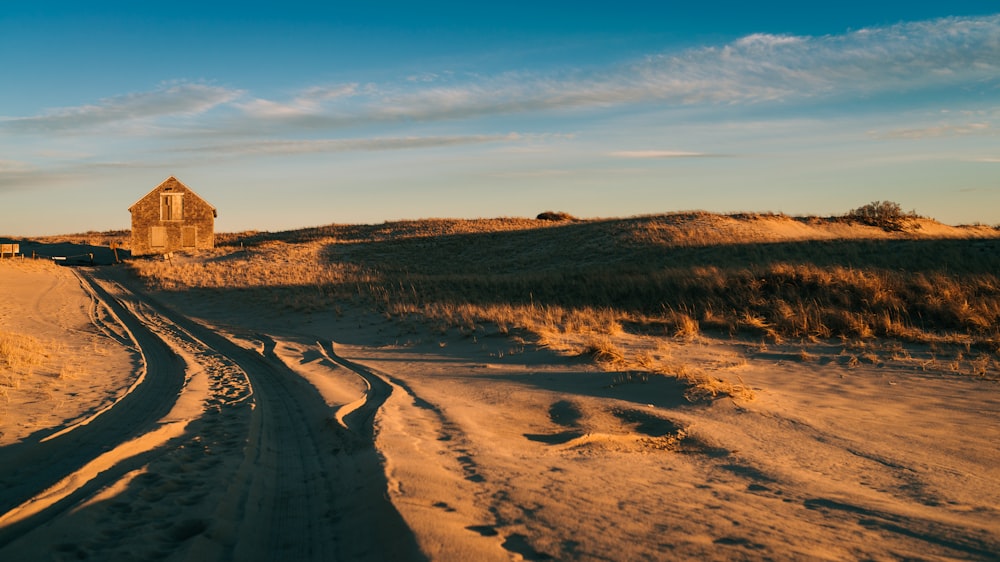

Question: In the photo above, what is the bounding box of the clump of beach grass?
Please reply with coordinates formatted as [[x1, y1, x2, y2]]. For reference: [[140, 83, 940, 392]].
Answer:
[[0, 331, 48, 390]]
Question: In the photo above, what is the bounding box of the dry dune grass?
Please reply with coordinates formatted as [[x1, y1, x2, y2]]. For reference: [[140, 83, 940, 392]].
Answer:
[[130, 211, 1000, 397], [30, 230, 130, 249], [214, 217, 547, 247], [0, 261, 60, 399], [0, 331, 47, 395]]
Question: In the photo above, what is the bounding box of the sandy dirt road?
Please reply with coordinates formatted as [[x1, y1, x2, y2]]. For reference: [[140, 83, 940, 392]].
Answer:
[[2, 260, 999, 560], [0, 267, 422, 561]]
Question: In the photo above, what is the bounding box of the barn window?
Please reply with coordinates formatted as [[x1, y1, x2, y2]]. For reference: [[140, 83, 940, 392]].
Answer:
[[182, 227, 197, 248], [151, 226, 167, 248], [160, 193, 183, 220]]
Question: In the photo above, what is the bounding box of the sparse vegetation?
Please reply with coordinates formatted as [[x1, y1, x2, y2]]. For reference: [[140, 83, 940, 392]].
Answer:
[[845, 200, 919, 232], [0, 331, 47, 390], [684, 374, 755, 403], [33, 229, 131, 249], [583, 336, 627, 366], [536, 211, 577, 222], [130, 211, 1000, 396]]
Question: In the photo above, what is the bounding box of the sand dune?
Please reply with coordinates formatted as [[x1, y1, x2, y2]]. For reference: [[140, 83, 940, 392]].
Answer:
[[1, 214, 998, 560]]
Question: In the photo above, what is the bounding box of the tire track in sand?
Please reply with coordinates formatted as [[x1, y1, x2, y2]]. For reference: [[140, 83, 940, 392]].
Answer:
[[0, 269, 252, 555], [1, 267, 424, 560], [88, 269, 424, 561], [0, 270, 186, 533]]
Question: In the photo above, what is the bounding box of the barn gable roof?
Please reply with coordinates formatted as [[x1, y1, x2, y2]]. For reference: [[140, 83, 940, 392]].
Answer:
[[128, 176, 217, 217]]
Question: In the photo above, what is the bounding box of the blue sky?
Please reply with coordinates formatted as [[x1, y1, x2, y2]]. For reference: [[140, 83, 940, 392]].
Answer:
[[2, 2, 998, 235]]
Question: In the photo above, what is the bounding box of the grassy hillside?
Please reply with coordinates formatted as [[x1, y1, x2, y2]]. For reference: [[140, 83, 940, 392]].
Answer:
[[130, 212, 1000, 354]]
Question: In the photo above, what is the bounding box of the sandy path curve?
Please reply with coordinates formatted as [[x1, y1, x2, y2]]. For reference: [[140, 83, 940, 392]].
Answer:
[[0, 270, 187, 539], [0, 267, 424, 560], [84, 268, 424, 560]]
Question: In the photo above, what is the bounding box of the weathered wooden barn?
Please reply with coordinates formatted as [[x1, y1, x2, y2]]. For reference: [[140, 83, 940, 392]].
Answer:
[[129, 176, 216, 256]]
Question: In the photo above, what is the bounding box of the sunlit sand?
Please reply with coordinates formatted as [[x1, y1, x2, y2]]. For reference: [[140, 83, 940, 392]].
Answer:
[[1, 212, 998, 560]]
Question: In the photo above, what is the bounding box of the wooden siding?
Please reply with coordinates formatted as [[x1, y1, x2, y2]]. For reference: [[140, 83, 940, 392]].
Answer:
[[129, 177, 216, 256]]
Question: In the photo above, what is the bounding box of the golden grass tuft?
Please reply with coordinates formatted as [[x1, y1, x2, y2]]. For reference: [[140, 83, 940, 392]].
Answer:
[[582, 336, 627, 366], [0, 331, 48, 389], [684, 375, 756, 403]]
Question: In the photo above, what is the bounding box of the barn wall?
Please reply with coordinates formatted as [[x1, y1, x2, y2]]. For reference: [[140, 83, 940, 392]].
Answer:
[[130, 177, 215, 256]]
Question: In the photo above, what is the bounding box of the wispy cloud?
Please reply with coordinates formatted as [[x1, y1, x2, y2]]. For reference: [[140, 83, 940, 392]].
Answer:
[[170, 133, 524, 158], [236, 83, 360, 118], [0, 157, 194, 193], [0, 83, 242, 134], [870, 121, 992, 140], [609, 150, 710, 159], [0, 161, 72, 192], [491, 169, 573, 179], [0, 159, 34, 173], [217, 15, 1000, 133], [734, 33, 805, 48]]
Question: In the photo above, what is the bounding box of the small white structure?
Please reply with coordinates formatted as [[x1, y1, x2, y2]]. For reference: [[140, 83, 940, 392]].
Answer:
[[0, 243, 20, 258]]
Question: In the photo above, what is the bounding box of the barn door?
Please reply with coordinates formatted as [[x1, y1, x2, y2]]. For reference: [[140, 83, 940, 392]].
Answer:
[[182, 227, 197, 248]]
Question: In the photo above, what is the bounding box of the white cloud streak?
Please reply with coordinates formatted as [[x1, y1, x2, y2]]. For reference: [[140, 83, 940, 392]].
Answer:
[[334, 15, 1000, 124], [609, 150, 709, 159], [170, 133, 525, 158], [0, 83, 242, 133], [870, 122, 993, 140], [236, 83, 359, 118]]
